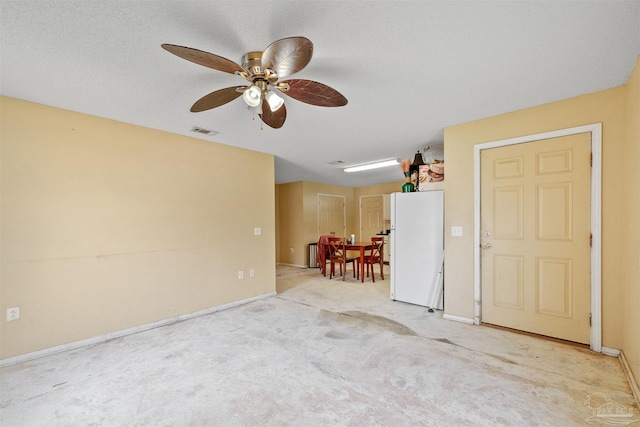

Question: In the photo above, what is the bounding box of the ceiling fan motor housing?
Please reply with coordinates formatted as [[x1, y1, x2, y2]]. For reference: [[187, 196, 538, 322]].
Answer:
[[243, 52, 265, 78]]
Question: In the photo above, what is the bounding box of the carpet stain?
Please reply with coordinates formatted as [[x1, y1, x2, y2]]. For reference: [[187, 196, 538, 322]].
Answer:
[[433, 337, 517, 365], [325, 331, 348, 339], [313, 305, 518, 366], [319, 310, 418, 336]]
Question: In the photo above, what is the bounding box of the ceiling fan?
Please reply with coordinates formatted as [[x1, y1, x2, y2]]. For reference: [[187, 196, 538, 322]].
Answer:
[[161, 37, 348, 129]]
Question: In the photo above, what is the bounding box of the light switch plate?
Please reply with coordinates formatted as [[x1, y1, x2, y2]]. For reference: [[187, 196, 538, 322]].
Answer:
[[254, 227, 262, 236], [451, 226, 463, 237]]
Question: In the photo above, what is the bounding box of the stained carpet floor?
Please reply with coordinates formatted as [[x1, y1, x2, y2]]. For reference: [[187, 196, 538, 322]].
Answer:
[[1, 265, 637, 426]]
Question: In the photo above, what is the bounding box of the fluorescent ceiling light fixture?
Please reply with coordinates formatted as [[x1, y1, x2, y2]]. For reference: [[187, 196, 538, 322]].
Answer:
[[344, 159, 399, 173]]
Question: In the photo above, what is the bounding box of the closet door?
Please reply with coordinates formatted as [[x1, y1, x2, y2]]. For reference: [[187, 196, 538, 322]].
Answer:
[[318, 194, 345, 237], [360, 195, 384, 241]]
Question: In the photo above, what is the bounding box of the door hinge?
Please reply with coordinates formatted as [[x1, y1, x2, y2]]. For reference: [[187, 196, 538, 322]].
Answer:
[[589, 314, 592, 327], [589, 233, 593, 247], [590, 153, 593, 167]]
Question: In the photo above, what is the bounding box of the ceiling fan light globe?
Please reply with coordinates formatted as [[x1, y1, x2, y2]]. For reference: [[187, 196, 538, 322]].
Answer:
[[242, 85, 262, 107], [265, 91, 284, 111]]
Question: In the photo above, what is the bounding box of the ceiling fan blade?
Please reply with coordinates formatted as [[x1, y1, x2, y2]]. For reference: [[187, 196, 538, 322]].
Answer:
[[279, 79, 348, 107], [261, 37, 313, 79], [259, 102, 287, 129], [162, 44, 247, 75], [190, 86, 244, 112]]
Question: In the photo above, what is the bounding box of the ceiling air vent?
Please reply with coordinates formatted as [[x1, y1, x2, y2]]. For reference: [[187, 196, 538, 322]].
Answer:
[[191, 126, 219, 136], [328, 160, 345, 166]]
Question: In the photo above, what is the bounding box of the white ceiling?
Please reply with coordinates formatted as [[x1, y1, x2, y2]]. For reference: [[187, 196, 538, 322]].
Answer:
[[2, 1, 639, 187]]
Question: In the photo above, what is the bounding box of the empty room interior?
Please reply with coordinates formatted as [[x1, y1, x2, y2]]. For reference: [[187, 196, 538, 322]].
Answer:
[[1, 1, 639, 425]]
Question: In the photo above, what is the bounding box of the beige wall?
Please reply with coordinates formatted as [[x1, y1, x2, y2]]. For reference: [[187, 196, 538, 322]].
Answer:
[[276, 182, 303, 266], [0, 97, 276, 360], [275, 185, 280, 264], [443, 70, 632, 352], [353, 181, 404, 198], [622, 56, 640, 385]]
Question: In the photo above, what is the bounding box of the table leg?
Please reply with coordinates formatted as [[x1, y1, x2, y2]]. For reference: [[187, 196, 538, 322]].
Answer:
[[360, 247, 365, 282]]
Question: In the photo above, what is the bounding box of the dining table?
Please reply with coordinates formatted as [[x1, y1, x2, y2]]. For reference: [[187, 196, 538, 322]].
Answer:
[[345, 241, 374, 283]]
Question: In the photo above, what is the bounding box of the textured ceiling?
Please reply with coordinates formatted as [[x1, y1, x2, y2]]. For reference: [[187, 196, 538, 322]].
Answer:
[[2, 1, 639, 187]]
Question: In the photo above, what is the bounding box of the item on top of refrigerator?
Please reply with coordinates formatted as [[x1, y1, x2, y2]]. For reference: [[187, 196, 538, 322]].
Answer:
[[418, 163, 444, 190], [430, 162, 444, 176], [410, 151, 425, 189]]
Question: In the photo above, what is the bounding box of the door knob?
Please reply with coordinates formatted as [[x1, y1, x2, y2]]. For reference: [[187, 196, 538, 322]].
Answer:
[[482, 243, 492, 249]]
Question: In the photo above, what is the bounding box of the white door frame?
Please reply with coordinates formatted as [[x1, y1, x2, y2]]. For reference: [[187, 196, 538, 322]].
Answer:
[[473, 123, 602, 352]]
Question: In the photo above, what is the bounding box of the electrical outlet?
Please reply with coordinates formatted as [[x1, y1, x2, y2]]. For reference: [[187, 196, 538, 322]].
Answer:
[[254, 227, 262, 236], [238, 270, 244, 279], [249, 269, 255, 277], [7, 307, 20, 322], [290, 247, 294, 254]]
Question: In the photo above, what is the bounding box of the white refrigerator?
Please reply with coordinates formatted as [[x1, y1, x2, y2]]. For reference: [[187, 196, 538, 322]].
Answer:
[[390, 190, 444, 309]]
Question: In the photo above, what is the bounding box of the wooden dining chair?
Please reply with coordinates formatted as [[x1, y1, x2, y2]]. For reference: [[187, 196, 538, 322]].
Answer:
[[328, 236, 357, 281], [360, 236, 384, 282], [317, 235, 333, 276]]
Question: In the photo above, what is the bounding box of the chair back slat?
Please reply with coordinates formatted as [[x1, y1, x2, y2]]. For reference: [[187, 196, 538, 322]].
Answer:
[[370, 237, 383, 258], [317, 235, 334, 276], [327, 236, 356, 280], [361, 236, 385, 282]]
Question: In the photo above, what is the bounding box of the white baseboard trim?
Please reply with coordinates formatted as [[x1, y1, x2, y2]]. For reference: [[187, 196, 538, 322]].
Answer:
[[442, 314, 475, 325], [278, 263, 307, 269], [601, 346, 621, 357], [0, 292, 276, 368], [620, 350, 640, 405]]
